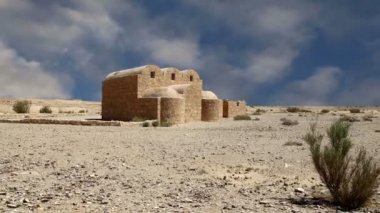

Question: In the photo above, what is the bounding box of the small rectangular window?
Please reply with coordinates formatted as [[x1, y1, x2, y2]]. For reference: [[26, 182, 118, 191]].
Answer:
[[150, 72, 155, 78], [190, 75, 193, 81], [171, 73, 175, 80]]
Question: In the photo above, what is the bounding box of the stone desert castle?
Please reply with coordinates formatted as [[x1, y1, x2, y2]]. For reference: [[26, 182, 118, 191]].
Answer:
[[102, 65, 246, 124]]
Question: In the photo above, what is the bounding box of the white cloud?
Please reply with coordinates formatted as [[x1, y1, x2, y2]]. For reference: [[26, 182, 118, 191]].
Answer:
[[275, 67, 341, 105], [246, 44, 299, 83], [0, 42, 70, 98], [146, 38, 200, 68], [187, 0, 318, 86]]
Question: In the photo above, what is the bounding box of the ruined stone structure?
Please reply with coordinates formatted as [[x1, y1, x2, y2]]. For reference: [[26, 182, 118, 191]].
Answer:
[[102, 65, 246, 124]]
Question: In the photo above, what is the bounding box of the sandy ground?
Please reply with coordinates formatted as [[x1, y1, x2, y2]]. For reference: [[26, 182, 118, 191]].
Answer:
[[0, 99, 379, 212]]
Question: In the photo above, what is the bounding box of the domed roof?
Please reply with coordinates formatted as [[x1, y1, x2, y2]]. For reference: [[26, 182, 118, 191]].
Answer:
[[142, 87, 183, 99], [202, 91, 218, 100]]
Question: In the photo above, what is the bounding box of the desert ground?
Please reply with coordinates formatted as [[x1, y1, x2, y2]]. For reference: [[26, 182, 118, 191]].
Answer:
[[0, 99, 379, 212]]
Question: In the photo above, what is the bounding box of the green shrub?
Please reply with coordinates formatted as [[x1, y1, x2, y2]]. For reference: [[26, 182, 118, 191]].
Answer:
[[39, 106, 52, 114], [233, 114, 251, 120], [79, 110, 87, 113], [349, 108, 361, 113], [303, 120, 380, 210], [13, 100, 31, 113], [142, 121, 150, 127]]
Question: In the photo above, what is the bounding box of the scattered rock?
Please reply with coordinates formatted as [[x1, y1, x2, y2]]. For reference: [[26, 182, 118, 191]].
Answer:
[[294, 188, 305, 193]]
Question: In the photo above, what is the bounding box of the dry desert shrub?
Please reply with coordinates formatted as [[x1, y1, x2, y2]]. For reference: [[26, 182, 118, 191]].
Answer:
[[234, 114, 251, 120], [39, 106, 52, 114], [287, 107, 312, 113], [349, 108, 361, 114], [283, 141, 303, 146], [280, 118, 299, 126], [142, 121, 150, 127], [362, 115, 374, 121], [13, 100, 31, 114], [303, 120, 380, 210], [287, 107, 300, 113], [321, 109, 330, 114], [252, 108, 265, 115], [339, 115, 359, 123], [159, 121, 173, 127], [152, 120, 159, 127]]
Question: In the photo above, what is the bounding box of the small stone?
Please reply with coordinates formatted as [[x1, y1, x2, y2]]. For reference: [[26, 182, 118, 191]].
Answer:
[[294, 188, 305, 193], [7, 203, 19, 208], [182, 198, 193, 203], [259, 200, 270, 205]]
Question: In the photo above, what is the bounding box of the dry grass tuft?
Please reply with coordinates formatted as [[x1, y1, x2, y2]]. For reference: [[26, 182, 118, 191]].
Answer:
[[339, 115, 360, 123], [283, 141, 303, 146]]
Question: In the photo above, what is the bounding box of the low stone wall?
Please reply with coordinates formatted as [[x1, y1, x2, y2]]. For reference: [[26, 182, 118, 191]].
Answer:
[[201, 99, 222, 121], [0, 119, 121, 126], [160, 98, 185, 124]]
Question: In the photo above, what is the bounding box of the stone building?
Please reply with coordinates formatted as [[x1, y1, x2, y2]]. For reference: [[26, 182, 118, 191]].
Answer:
[[102, 65, 246, 124]]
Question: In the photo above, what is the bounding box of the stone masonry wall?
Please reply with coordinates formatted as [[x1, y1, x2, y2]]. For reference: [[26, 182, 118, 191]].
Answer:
[[223, 100, 247, 118], [102, 75, 138, 121]]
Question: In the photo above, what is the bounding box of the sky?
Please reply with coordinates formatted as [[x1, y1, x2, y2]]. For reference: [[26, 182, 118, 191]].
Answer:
[[0, 0, 379, 106]]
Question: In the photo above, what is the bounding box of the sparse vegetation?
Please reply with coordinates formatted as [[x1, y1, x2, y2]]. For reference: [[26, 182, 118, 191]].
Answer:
[[303, 120, 380, 210], [362, 115, 374, 121], [321, 109, 330, 114], [142, 121, 150, 127], [78, 110, 87, 113], [253, 109, 265, 115], [234, 114, 251, 120], [349, 108, 361, 113], [160, 121, 173, 127], [286, 107, 312, 113], [152, 120, 159, 127], [13, 100, 31, 114], [283, 141, 303, 146], [39, 106, 52, 114], [286, 107, 300, 113], [280, 118, 299, 126], [339, 115, 360, 122], [149, 120, 172, 127]]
